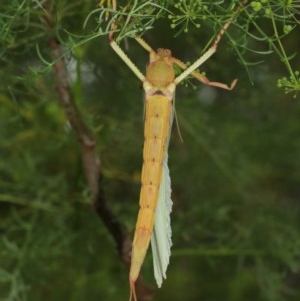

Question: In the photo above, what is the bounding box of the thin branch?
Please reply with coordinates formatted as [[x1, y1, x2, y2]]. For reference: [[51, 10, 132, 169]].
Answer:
[[42, 0, 135, 288]]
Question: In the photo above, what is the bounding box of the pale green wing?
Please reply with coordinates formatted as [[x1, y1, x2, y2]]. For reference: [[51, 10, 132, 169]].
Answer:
[[150, 99, 174, 288], [151, 154, 173, 287]]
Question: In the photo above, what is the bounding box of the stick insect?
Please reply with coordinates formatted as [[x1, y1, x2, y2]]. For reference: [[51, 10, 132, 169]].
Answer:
[[107, 2, 243, 300]]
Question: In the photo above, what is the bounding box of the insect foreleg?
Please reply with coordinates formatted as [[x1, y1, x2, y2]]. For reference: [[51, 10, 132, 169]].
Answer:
[[110, 40, 145, 81], [135, 37, 155, 54], [108, 0, 145, 81]]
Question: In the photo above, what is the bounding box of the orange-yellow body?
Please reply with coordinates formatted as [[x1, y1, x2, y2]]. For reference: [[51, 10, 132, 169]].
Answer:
[[107, 2, 240, 301], [109, 27, 237, 301], [129, 49, 176, 301]]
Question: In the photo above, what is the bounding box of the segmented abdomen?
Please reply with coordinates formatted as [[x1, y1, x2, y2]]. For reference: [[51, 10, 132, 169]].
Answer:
[[129, 94, 172, 281]]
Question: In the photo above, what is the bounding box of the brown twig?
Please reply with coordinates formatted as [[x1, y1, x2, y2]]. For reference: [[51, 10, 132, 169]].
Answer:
[[42, 0, 136, 292], [48, 35, 133, 261]]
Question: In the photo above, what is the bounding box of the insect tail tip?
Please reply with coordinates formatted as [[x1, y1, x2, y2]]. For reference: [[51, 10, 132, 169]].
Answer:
[[129, 279, 138, 301]]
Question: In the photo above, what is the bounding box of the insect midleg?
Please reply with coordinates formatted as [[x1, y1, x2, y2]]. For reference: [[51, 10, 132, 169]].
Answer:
[[174, 56, 237, 90]]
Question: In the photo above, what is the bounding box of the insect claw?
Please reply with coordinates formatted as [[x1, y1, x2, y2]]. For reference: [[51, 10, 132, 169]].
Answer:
[[230, 79, 238, 90]]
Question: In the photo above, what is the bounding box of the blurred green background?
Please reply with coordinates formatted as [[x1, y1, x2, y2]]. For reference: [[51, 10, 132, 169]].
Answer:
[[1, 1, 300, 301]]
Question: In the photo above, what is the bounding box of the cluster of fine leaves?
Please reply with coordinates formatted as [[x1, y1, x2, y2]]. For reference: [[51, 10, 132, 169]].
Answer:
[[87, 0, 300, 97], [1, 1, 300, 301]]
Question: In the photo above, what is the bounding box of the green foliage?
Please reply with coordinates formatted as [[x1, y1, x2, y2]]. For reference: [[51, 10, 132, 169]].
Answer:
[[1, 0, 300, 301], [86, 0, 300, 95]]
